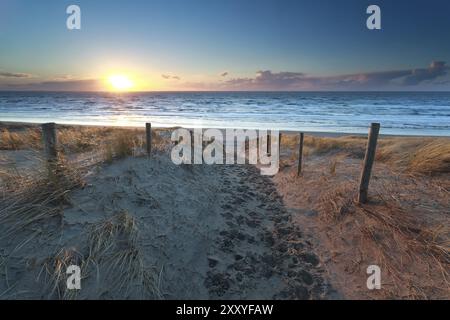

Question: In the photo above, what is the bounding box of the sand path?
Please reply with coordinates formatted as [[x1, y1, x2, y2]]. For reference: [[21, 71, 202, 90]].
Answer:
[[63, 154, 330, 299], [1, 153, 331, 299]]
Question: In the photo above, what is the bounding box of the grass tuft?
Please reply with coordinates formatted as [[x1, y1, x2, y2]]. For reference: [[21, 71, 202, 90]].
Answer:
[[86, 211, 162, 299], [0, 155, 84, 239]]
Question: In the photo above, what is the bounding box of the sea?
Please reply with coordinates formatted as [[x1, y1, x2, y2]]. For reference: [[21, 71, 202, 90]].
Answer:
[[0, 91, 449, 136]]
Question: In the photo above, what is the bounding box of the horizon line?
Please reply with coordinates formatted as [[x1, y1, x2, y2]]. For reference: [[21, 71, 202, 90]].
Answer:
[[1, 89, 450, 93]]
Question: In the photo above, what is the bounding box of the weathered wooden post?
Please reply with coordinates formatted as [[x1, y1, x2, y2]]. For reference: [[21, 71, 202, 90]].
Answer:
[[297, 132, 304, 176], [42, 122, 58, 176], [42, 122, 58, 160], [145, 123, 152, 157], [279, 132, 282, 157], [358, 123, 380, 204], [191, 129, 194, 164], [223, 133, 226, 163], [267, 132, 271, 155]]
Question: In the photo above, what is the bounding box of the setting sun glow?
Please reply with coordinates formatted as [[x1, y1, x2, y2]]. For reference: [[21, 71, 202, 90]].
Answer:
[[107, 75, 134, 91]]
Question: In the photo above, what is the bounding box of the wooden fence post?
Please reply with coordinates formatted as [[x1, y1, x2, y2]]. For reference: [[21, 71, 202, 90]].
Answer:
[[42, 122, 58, 160], [267, 132, 271, 155], [358, 123, 380, 204], [191, 130, 194, 164], [145, 123, 152, 157], [279, 132, 282, 157], [42, 122, 58, 176], [297, 132, 304, 176], [223, 134, 226, 163]]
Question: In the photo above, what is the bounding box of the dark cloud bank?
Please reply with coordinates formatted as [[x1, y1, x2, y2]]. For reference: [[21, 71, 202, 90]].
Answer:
[[1, 79, 104, 91], [220, 61, 450, 90], [0, 71, 33, 78]]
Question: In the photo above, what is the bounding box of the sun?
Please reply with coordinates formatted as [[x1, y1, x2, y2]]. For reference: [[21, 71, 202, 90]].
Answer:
[[107, 74, 134, 91]]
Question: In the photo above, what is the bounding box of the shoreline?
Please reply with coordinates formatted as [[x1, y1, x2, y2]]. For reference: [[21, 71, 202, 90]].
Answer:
[[2, 120, 449, 139]]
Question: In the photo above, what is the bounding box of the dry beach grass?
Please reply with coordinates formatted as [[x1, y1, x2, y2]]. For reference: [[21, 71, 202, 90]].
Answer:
[[0, 124, 169, 299], [281, 133, 450, 175], [277, 133, 449, 299]]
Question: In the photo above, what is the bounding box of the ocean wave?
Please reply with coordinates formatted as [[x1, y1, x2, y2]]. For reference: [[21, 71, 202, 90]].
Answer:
[[0, 92, 449, 136]]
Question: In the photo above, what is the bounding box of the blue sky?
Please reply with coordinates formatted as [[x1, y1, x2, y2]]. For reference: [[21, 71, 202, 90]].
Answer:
[[0, 0, 449, 91]]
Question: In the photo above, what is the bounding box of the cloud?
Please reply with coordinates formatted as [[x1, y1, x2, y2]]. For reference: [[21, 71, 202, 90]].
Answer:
[[162, 74, 180, 80], [401, 61, 449, 85], [221, 70, 310, 90], [221, 71, 307, 90], [2, 79, 104, 91], [52, 75, 75, 81], [0, 71, 33, 78], [219, 61, 450, 90]]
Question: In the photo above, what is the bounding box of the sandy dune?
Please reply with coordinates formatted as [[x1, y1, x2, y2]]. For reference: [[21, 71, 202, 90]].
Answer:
[[1, 124, 448, 299], [0, 152, 332, 299]]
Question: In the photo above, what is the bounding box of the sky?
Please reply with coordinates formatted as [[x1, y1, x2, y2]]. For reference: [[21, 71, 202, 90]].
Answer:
[[0, 0, 449, 91]]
